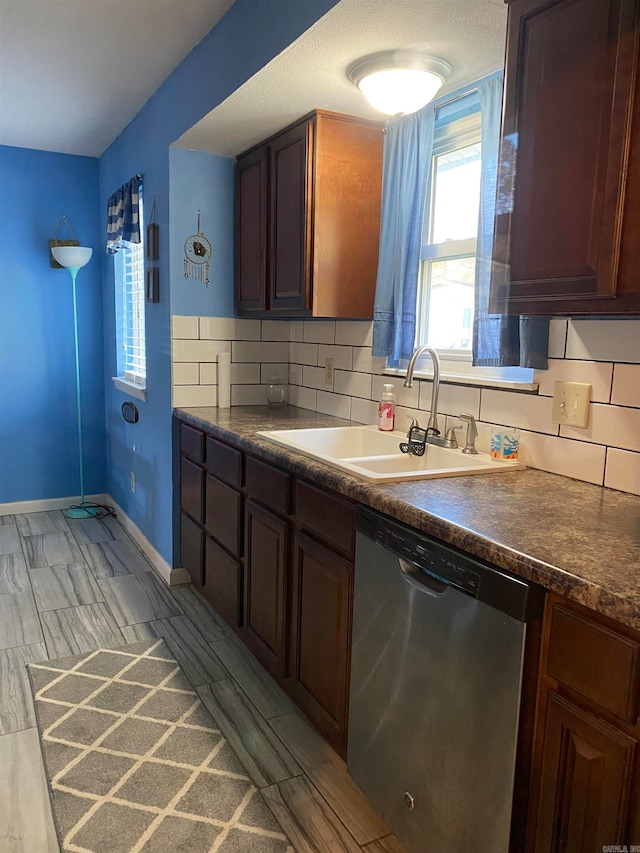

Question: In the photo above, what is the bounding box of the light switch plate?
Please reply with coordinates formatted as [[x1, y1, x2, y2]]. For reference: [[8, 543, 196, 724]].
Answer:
[[551, 381, 592, 428], [324, 357, 334, 385]]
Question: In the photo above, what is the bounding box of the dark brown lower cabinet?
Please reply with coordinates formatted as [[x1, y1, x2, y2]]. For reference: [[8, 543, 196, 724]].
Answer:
[[290, 531, 353, 757], [203, 535, 242, 628], [534, 692, 636, 852], [180, 457, 204, 523], [180, 512, 203, 586], [243, 500, 289, 676]]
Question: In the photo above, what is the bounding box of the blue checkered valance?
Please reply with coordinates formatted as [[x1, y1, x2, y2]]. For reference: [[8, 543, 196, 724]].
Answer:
[[106, 175, 142, 254]]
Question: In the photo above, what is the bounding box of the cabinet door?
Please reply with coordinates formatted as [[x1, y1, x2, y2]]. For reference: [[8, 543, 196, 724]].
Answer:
[[243, 500, 289, 676], [205, 475, 243, 558], [290, 531, 353, 756], [490, 0, 640, 315], [269, 119, 313, 313], [204, 535, 242, 628], [180, 457, 204, 523], [236, 145, 268, 313], [180, 512, 203, 586], [534, 691, 636, 852]]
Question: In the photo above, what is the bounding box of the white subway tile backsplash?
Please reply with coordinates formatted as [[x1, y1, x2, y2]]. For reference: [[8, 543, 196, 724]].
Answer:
[[262, 320, 290, 341], [352, 347, 386, 375], [536, 359, 613, 402], [173, 385, 217, 408], [170, 314, 640, 498], [303, 365, 331, 391], [232, 341, 289, 363], [335, 320, 373, 346], [199, 363, 217, 385], [200, 317, 261, 341], [334, 370, 372, 400], [350, 397, 378, 425], [303, 321, 335, 344], [317, 344, 353, 371], [481, 389, 557, 434], [560, 403, 640, 452], [173, 363, 199, 385], [173, 340, 229, 362], [172, 316, 199, 339], [260, 363, 289, 384], [547, 319, 568, 359], [231, 385, 268, 406], [605, 448, 640, 495], [289, 385, 317, 411], [317, 390, 351, 419], [420, 383, 481, 420], [289, 322, 304, 342], [611, 364, 640, 408], [519, 431, 606, 485], [290, 342, 318, 367], [566, 319, 640, 363], [230, 363, 260, 384], [372, 375, 419, 409]]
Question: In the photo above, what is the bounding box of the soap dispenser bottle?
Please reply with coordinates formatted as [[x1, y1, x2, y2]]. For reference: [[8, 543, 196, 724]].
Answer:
[[378, 384, 395, 432]]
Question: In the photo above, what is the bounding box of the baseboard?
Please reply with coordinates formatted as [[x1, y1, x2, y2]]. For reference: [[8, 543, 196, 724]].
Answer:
[[0, 494, 107, 517], [106, 495, 190, 587]]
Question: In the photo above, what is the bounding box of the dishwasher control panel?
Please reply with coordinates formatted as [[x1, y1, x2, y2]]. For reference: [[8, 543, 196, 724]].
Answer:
[[370, 517, 481, 596], [357, 506, 533, 622]]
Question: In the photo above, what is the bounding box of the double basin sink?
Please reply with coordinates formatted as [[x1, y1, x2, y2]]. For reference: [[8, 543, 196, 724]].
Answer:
[[256, 424, 524, 484]]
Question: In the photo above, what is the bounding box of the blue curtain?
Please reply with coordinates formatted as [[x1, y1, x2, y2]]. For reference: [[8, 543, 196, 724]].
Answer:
[[372, 107, 435, 364], [106, 175, 141, 254], [472, 75, 548, 369]]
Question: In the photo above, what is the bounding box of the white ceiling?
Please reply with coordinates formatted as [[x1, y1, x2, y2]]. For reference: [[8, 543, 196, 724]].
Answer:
[[176, 0, 507, 157], [0, 0, 235, 157], [0, 0, 507, 161]]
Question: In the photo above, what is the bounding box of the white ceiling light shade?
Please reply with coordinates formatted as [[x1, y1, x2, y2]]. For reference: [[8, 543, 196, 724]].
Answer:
[[348, 52, 453, 116]]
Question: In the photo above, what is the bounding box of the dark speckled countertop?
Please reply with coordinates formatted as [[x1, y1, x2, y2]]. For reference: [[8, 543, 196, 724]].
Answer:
[[176, 405, 640, 632]]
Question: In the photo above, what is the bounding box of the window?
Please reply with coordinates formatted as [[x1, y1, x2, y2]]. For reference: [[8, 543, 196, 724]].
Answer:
[[417, 110, 481, 357], [115, 198, 146, 394]]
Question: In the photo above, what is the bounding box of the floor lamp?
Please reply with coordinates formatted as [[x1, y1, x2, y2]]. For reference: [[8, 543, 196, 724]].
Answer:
[[50, 245, 98, 519]]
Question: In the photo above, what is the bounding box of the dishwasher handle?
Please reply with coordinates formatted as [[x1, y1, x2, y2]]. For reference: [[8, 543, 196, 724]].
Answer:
[[399, 557, 449, 597]]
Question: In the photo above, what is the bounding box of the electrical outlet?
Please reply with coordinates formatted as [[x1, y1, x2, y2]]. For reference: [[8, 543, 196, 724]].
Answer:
[[551, 381, 592, 428], [325, 357, 334, 385], [130, 472, 136, 493]]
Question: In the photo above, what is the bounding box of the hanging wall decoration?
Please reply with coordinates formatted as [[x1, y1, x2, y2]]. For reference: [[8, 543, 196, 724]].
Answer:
[[49, 215, 80, 268], [146, 197, 160, 303], [184, 210, 212, 286]]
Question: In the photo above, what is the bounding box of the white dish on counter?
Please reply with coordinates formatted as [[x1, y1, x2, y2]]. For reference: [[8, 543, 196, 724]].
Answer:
[[256, 424, 525, 483]]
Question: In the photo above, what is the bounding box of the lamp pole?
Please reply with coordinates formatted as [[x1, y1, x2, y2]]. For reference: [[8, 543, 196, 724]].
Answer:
[[50, 245, 96, 518]]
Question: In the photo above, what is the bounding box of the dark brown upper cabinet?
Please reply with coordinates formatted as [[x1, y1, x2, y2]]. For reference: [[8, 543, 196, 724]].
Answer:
[[490, 0, 640, 316], [235, 110, 383, 318]]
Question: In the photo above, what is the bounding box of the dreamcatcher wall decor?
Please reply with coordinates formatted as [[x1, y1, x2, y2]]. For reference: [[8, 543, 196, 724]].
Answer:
[[184, 211, 212, 286]]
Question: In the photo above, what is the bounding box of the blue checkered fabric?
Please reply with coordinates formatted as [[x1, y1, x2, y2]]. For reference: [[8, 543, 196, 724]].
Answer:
[[106, 176, 141, 254]]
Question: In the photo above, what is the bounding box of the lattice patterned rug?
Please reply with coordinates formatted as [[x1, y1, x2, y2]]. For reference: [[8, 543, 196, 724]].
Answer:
[[28, 639, 294, 853]]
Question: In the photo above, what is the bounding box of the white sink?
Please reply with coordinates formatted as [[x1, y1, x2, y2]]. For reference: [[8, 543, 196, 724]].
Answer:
[[256, 424, 525, 483]]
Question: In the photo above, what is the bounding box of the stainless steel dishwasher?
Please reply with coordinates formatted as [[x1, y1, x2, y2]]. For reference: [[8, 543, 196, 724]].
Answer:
[[348, 507, 539, 853]]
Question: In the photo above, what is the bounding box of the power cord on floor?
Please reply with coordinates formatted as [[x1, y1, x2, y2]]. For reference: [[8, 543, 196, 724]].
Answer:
[[66, 502, 117, 520]]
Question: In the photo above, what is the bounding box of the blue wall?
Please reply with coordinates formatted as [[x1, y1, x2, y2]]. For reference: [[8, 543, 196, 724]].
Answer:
[[100, 0, 339, 565], [0, 145, 103, 504], [169, 147, 235, 318]]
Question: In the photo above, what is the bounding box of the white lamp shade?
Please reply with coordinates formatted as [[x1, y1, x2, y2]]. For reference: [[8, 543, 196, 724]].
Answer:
[[348, 52, 453, 116], [51, 245, 93, 269]]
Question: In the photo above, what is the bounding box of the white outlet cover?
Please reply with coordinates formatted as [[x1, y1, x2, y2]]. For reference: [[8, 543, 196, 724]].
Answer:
[[551, 381, 592, 428]]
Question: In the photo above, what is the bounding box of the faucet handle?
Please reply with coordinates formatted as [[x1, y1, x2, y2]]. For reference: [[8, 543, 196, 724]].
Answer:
[[458, 412, 479, 455]]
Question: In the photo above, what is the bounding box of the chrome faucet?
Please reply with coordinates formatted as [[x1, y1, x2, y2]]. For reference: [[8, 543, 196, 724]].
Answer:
[[403, 346, 448, 448]]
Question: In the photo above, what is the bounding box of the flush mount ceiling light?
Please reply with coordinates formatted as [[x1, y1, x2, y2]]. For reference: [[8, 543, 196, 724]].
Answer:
[[348, 52, 453, 116]]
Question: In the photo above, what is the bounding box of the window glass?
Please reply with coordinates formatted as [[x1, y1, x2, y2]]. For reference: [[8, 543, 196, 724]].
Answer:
[[115, 198, 146, 387], [430, 142, 481, 243], [425, 256, 475, 350]]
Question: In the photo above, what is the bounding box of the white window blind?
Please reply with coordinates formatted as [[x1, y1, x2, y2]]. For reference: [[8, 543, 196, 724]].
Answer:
[[121, 235, 146, 385]]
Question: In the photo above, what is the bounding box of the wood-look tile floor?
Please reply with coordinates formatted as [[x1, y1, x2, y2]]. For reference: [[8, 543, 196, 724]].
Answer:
[[0, 509, 405, 853]]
